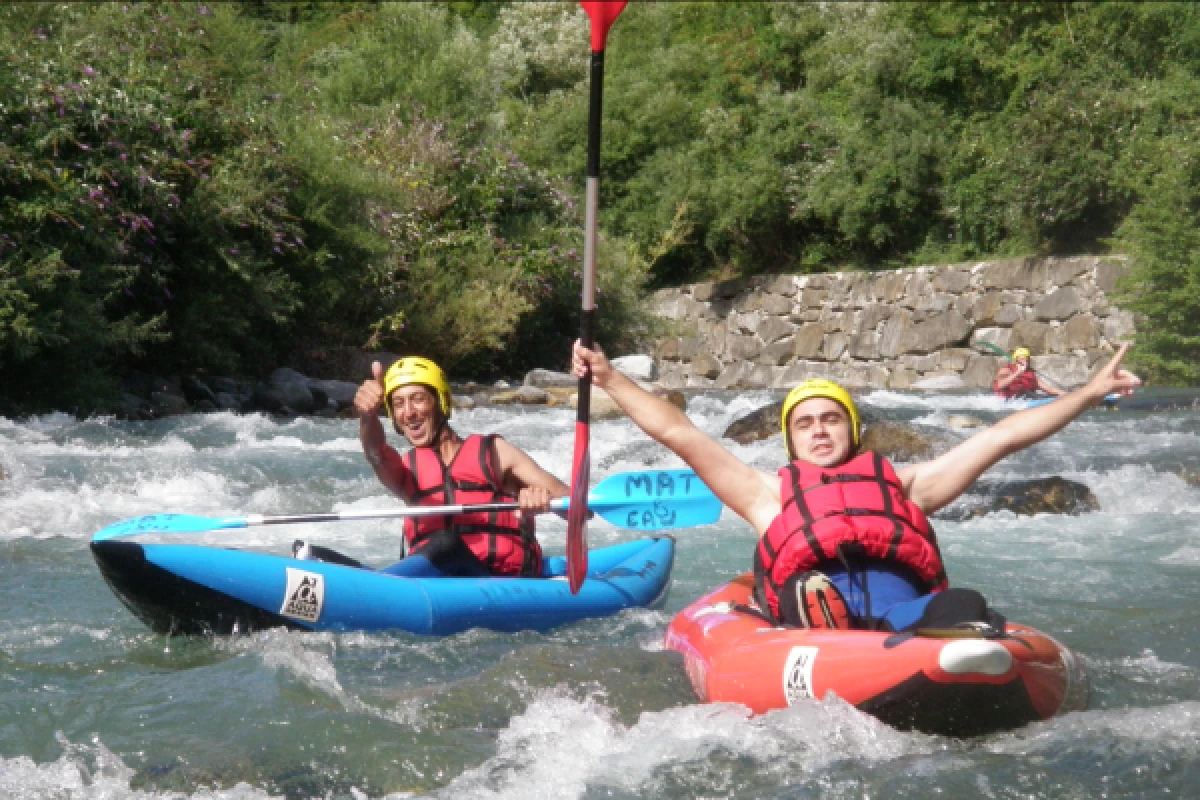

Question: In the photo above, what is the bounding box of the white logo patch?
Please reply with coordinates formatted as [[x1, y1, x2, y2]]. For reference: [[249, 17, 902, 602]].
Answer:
[[280, 568, 325, 623], [782, 646, 819, 705]]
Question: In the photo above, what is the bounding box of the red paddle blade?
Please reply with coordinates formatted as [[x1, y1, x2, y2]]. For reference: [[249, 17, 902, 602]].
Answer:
[[581, 1, 628, 51], [566, 422, 591, 594]]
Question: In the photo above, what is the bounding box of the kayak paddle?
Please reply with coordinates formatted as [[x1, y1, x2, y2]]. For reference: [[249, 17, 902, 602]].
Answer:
[[568, 1, 628, 594], [91, 468, 721, 542]]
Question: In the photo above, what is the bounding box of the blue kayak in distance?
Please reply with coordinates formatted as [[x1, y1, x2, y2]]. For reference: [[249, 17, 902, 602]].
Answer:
[[90, 537, 674, 636]]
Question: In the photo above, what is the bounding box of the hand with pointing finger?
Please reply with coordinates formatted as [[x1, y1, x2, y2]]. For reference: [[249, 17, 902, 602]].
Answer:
[[1082, 343, 1140, 404], [354, 361, 387, 419]]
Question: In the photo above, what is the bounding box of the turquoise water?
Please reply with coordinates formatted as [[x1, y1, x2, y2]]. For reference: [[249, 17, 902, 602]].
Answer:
[[1, 391, 1198, 798]]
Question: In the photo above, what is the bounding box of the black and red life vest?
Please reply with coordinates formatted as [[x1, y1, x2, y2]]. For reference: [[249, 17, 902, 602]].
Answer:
[[754, 451, 948, 621], [994, 366, 1039, 399], [398, 434, 542, 577]]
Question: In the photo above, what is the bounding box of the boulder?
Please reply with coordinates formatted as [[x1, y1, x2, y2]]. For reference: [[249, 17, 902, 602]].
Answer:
[[911, 373, 966, 390], [453, 394, 477, 411], [822, 332, 849, 361], [900, 311, 971, 355], [1010, 320, 1052, 354], [568, 386, 684, 421], [765, 274, 799, 296], [947, 414, 986, 429], [978, 258, 1050, 291], [874, 270, 909, 302], [692, 353, 722, 379], [270, 381, 316, 413], [181, 375, 218, 407], [611, 354, 658, 382], [149, 390, 189, 417], [514, 386, 549, 404], [722, 400, 785, 445], [758, 316, 795, 345], [727, 334, 762, 361], [933, 269, 971, 293], [936, 476, 1100, 521], [792, 324, 826, 359], [307, 379, 358, 410], [117, 391, 150, 419], [962, 355, 1005, 389], [1061, 314, 1099, 350], [214, 392, 242, 411], [859, 421, 938, 462], [524, 368, 577, 388], [1034, 287, 1084, 321]]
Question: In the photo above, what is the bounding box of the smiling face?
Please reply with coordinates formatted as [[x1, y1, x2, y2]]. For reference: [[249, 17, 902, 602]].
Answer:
[[388, 384, 442, 447], [786, 397, 855, 468]]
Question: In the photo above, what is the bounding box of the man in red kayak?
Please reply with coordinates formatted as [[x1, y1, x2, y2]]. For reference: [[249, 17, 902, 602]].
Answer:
[[572, 341, 1139, 630], [993, 347, 1065, 400], [350, 357, 568, 577]]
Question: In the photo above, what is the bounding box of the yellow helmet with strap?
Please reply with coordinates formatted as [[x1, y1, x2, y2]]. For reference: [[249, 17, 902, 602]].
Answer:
[[1011, 347, 1031, 360], [780, 378, 860, 458], [383, 357, 452, 420]]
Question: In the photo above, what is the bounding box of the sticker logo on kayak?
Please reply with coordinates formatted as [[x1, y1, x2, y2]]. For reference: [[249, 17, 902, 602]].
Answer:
[[783, 646, 819, 704], [280, 568, 324, 623]]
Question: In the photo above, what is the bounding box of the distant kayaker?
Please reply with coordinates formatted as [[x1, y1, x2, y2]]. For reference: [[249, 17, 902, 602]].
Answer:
[[351, 357, 568, 577], [992, 347, 1065, 400], [572, 341, 1139, 631]]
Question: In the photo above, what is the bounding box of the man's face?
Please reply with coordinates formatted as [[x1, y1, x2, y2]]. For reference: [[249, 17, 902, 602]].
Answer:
[[787, 397, 854, 468], [1015, 356, 1030, 370], [389, 385, 441, 447]]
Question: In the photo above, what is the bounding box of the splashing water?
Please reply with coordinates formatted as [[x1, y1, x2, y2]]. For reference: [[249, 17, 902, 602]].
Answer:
[[0, 391, 1197, 797]]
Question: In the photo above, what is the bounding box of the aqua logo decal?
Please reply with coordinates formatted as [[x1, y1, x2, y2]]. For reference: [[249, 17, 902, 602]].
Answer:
[[280, 568, 325, 623], [782, 646, 819, 705]]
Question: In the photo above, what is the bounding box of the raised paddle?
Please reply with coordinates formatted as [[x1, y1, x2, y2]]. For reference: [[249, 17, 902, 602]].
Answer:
[[568, 0, 628, 594], [92, 468, 720, 542]]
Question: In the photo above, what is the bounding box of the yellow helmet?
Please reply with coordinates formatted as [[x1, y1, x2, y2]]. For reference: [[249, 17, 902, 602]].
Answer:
[[780, 378, 860, 458], [382, 357, 452, 420], [1011, 347, 1031, 360]]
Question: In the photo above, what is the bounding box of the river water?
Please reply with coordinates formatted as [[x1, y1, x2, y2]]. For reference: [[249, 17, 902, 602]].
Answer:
[[1, 390, 1197, 799]]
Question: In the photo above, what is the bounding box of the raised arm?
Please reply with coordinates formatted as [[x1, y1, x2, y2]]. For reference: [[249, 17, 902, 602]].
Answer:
[[572, 341, 780, 535], [901, 344, 1140, 514], [355, 361, 411, 499], [992, 365, 1020, 391]]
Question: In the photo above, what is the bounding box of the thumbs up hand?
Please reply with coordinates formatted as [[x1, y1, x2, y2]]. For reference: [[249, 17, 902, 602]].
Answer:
[[354, 361, 387, 418]]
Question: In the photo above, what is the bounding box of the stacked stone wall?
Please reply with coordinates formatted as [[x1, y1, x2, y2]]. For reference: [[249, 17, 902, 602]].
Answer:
[[650, 256, 1137, 390]]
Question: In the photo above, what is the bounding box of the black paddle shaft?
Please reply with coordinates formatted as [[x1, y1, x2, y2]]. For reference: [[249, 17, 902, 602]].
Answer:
[[577, 49, 606, 422]]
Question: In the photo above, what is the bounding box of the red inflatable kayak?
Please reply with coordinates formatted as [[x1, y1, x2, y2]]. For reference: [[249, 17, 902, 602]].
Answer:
[[665, 574, 1089, 737]]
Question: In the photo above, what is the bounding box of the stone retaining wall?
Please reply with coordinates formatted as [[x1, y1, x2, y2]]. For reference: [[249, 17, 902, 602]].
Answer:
[[649, 256, 1137, 390]]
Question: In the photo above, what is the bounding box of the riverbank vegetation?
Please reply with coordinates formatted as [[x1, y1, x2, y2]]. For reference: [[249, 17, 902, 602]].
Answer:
[[3, 2, 1198, 411]]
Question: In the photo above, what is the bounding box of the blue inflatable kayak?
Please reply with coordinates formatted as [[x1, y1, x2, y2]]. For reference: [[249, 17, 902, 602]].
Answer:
[[90, 537, 674, 636], [1011, 393, 1120, 409]]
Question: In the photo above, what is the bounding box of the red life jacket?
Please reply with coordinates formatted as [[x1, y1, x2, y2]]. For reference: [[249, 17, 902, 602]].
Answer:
[[399, 434, 542, 577], [755, 451, 948, 621], [994, 366, 1039, 399]]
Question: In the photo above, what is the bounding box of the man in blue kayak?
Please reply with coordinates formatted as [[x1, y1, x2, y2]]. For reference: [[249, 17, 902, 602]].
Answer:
[[572, 341, 1140, 631], [347, 356, 568, 578]]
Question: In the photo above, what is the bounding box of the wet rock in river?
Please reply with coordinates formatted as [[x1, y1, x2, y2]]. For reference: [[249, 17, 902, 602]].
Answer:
[[859, 420, 939, 462], [936, 476, 1100, 520], [723, 400, 785, 446]]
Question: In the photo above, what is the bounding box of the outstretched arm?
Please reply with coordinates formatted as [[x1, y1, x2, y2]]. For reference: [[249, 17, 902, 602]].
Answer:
[[901, 344, 1140, 514], [572, 341, 780, 535]]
